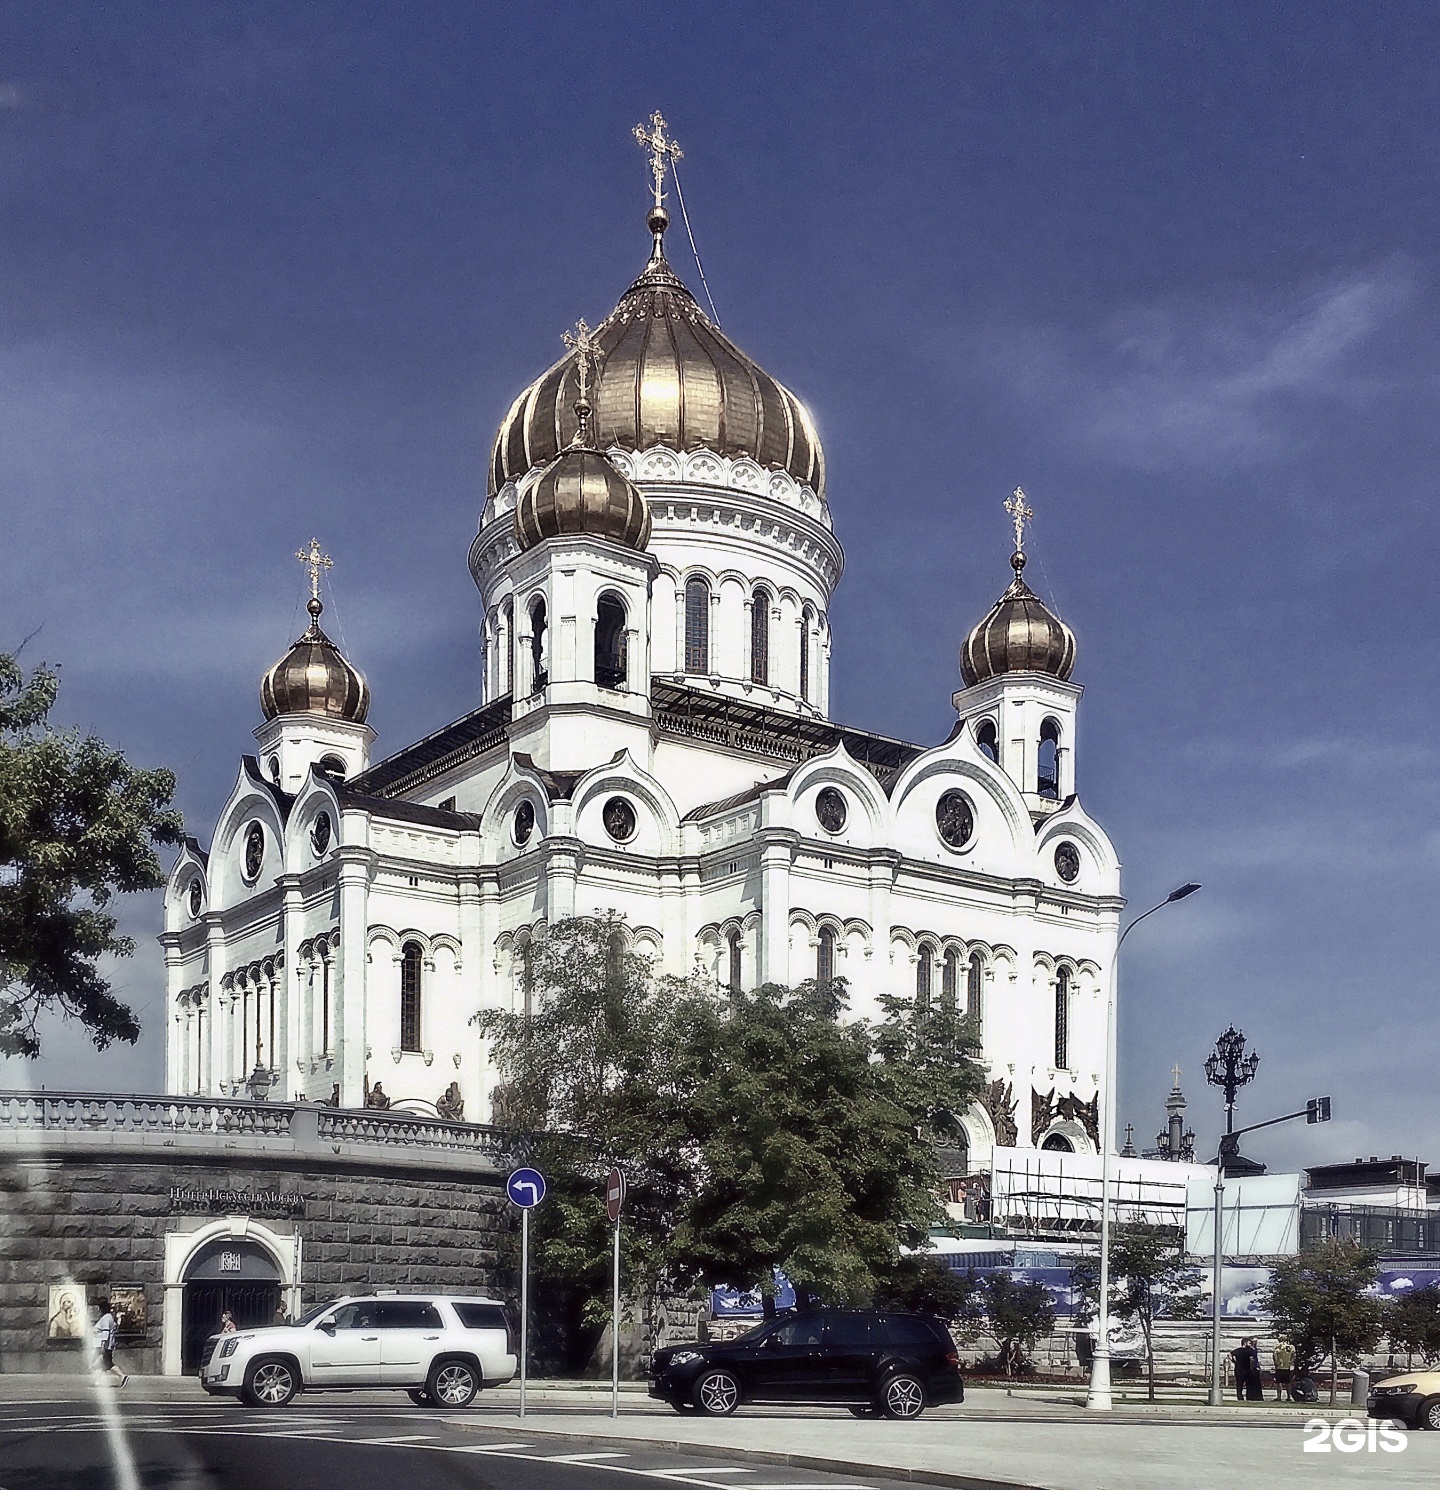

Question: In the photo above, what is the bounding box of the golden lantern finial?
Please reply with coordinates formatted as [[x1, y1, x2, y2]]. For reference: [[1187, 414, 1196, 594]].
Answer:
[[296, 537, 333, 621], [1004, 486, 1034, 559], [633, 111, 683, 208]]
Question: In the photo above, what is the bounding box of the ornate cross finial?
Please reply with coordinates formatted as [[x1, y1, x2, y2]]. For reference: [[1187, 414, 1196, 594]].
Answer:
[[633, 111, 683, 208], [1004, 486, 1034, 556], [563, 318, 599, 402], [296, 538, 333, 622], [1171, 1062, 1183, 1088]]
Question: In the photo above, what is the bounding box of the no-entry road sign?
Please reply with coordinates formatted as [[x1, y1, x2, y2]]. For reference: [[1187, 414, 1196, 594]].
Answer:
[[605, 1166, 626, 1223]]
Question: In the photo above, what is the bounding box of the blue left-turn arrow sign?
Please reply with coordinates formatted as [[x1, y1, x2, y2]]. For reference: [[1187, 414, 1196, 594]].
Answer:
[[506, 1167, 546, 1209]]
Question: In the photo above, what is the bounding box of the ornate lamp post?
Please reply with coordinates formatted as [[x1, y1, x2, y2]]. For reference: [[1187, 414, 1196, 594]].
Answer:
[[1086, 880, 1201, 1411], [1204, 1026, 1261, 1138]]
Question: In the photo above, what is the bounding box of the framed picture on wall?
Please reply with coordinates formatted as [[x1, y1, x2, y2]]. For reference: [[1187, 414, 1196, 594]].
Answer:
[[109, 1285, 147, 1337], [47, 1283, 88, 1340]]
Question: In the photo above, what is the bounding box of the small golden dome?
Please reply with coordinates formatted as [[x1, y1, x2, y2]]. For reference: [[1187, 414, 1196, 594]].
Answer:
[[960, 553, 1077, 686], [491, 215, 824, 499], [514, 427, 651, 552], [260, 597, 371, 723]]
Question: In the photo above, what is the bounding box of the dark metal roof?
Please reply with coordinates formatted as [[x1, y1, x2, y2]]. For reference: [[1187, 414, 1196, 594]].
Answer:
[[652, 680, 923, 790], [241, 755, 297, 822], [681, 774, 794, 823], [337, 787, 482, 832], [511, 752, 584, 802], [352, 696, 512, 798], [1306, 1158, 1428, 1190]]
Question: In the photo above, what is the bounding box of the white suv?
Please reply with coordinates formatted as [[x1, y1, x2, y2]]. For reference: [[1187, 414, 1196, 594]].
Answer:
[[200, 1294, 517, 1408]]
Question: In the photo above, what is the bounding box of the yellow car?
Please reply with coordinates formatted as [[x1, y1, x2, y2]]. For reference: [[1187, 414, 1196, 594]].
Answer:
[[1367, 1369, 1440, 1430]]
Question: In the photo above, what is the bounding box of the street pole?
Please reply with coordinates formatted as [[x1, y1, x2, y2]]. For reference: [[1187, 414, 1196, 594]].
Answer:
[[519, 1206, 529, 1420], [1210, 1168, 1225, 1405], [611, 1217, 621, 1419], [1086, 882, 1201, 1413]]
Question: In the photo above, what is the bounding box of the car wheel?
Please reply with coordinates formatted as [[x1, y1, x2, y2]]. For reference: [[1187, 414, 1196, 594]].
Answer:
[[880, 1372, 926, 1420], [406, 1387, 432, 1407], [1420, 1397, 1440, 1431], [694, 1369, 741, 1416], [242, 1358, 298, 1408], [427, 1358, 480, 1409], [847, 1404, 878, 1418]]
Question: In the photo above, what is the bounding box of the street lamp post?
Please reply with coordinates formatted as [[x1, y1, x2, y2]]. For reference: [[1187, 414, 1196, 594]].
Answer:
[[1086, 881, 1201, 1412]]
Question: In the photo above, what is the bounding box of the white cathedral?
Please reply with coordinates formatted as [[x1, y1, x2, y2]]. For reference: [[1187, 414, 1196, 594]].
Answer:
[[161, 140, 1123, 1173]]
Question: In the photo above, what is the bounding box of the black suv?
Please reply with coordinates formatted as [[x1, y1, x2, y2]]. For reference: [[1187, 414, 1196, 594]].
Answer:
[[649, 1309, 964, 1419]]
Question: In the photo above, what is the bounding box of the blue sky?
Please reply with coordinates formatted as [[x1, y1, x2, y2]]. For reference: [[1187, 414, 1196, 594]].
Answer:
[[2, 2, 1436, 1172]]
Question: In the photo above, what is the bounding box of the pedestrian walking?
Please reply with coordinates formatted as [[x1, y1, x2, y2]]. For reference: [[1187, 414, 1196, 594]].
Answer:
[[93, 1299, 128, 1387], [219, 1310, 237, 1334], [1273, 1341, 1295, 1401]]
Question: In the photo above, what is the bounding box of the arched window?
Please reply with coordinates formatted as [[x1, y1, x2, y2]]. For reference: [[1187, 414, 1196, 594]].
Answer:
[[727, 929, 742, 994], [528, 598, 548, 692], [799, 607, 812, 701], [942, 948, 960, 1011], [816, 925, 837, 984], [684, 578, 710, 674], [976, 719, 999, 763], [750, 588, 770, 685], [319, 951, 332, 1055], [967, 951, 984, 1035], [1038, 718, 1061, 799], [1042, 1132, 1075, 1153], [317, 754, 346, 780], [1054, 965, 1071, 1070], [916, 941, 936, 1011], [502, 598, 515, 696], [400, 942, 423, 1053], [595, 592, 627, 689]]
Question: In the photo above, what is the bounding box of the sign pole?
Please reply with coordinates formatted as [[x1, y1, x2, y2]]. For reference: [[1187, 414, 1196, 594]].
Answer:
[[611, 1217, 621, 1419], [1209, 1170, 1224, 1406], [520, 1205, 529, 1420]]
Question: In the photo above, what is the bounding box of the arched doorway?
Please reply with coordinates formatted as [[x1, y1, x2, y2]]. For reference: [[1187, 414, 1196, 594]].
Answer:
[[180, 1237, 282, 1372]]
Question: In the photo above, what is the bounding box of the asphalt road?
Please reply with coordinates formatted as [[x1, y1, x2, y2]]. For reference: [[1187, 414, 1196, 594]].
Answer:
[[0, 1396, 933, 1490]]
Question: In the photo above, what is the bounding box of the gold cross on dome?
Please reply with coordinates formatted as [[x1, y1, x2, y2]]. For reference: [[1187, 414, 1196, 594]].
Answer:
[[1004, 486, 1034, 555], [562, 318, 599, 402], [634, 111, 683, 207], [296, 538, 333, 602]]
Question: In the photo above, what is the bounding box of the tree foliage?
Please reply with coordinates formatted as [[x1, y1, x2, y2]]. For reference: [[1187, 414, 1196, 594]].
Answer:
[[1262, 1238, 1384, 1405], [1387, 1283, 1440, 1369], [980, 1270, 1055, 1375], [0, 653, 182, 1057], [1069, 1223, 1202, 1400], [872, 1255, 983, 1333], [475, 918, 989, 1332]]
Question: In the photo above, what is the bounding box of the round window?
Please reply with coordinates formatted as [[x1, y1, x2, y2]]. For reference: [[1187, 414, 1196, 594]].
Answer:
[[310, 810, 332, 857], [243, 823, 265, 883], [602, 796, 637, 843], [815, 787, 847, 834], [513, 799, 536, 846], [187, 878, 203, 918], [935, 790, 975, 849], [1054, 842, 1081, 884]]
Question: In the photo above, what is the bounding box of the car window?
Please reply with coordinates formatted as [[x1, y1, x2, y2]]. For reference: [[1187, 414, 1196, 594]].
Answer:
[[769, 1316, 825, 1348], [453, 1302, 509, 1331], [296, 1299, 340, 1327], [375, 1301, 444, 1329], [332, 1303, 378, 1330], [881, 1315, 941, 1348], [826, 1313, 876, 1347]]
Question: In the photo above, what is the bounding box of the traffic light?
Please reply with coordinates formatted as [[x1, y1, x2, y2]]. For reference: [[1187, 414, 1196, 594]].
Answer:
[[1306, 1096, 1332, 1124]]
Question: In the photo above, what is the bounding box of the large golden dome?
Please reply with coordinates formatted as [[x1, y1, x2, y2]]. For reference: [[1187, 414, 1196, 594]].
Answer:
[[960, 552, 1077, 687], [490, 208, 825, 499], [260, 597, 371, 723]]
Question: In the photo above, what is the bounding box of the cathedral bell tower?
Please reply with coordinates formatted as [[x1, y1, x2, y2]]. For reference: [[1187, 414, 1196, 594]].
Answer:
[[503, 322, 658, 771], [953, 490, 1080, 817], [253, 540, 374, 790]]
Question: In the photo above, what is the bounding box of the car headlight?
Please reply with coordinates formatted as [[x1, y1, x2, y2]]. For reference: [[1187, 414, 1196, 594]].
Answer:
[[668, 1350, 703, 1367], [219, 1338, 240, 1358]]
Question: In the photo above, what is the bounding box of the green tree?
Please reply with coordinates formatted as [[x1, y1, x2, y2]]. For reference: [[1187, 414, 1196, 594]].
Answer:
[[872, 1255, 984, 1335], [1262, 1239, 1385, 1405], [0, 653, 182, 1058], [1387, 1284, 1440, 1369], [981, 1270, 1055, 1376], [669, 976, 987, 1312], [1070, 1224, 1202, 1400]]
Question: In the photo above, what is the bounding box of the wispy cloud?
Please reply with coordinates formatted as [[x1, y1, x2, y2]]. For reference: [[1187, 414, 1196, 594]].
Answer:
[[976, 264, 1420, 471]]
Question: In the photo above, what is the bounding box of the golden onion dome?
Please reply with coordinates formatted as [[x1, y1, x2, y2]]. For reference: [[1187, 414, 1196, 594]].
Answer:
[[260, 597, 371, 723], [490, 207, 825, 500], [960, 552, 1077, 687], [514, 399, 651, 551]]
